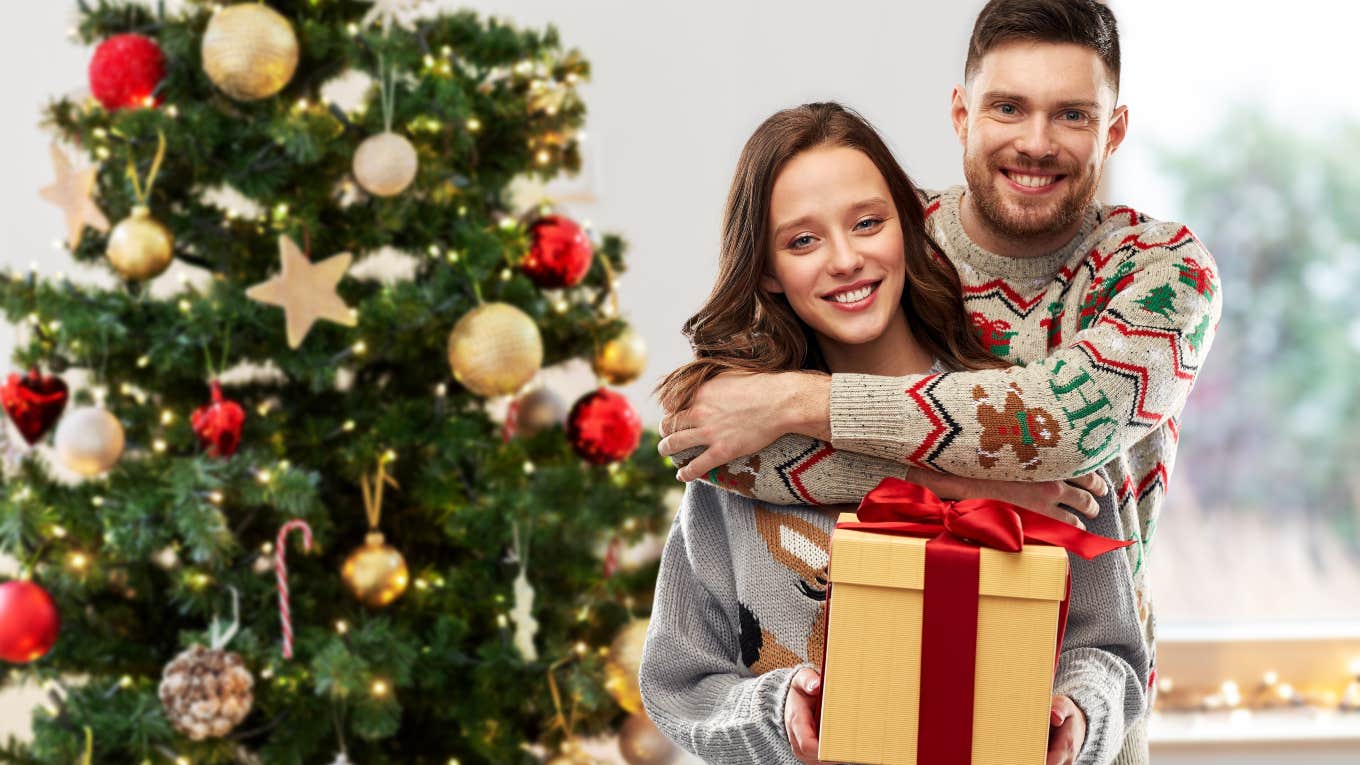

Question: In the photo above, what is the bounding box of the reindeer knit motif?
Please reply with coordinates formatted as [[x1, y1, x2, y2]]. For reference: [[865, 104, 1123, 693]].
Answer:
[[639, 477, 1150, 765]]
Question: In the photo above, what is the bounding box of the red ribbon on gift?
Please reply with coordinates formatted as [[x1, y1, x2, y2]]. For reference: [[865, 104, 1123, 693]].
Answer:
[[822, 477, 1132, 765]]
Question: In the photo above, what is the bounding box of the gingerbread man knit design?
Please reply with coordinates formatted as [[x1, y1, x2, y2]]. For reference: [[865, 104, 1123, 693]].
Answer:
[[973, 382, 1062, 470]]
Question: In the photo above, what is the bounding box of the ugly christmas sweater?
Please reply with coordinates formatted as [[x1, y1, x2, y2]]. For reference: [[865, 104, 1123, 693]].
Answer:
[[679, 185, 1222, 708], [639, 475, 1148, 765]]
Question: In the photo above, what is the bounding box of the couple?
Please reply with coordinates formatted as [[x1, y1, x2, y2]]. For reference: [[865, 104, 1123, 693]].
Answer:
[[638, 1, 1222, 764]]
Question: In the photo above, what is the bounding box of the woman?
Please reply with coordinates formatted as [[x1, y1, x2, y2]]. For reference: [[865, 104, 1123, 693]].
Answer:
[[640, 103, 1146, 765]]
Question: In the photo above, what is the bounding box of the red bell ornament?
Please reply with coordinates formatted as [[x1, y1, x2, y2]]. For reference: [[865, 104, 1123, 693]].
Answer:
[[191, 381, 246, 458]]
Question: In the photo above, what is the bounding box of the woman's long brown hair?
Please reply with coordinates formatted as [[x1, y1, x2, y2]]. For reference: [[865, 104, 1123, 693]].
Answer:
[[655, 102, 1007, 414]]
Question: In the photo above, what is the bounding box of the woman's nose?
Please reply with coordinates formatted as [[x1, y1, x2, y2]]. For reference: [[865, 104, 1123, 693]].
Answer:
[[825, 235, 864, 275]]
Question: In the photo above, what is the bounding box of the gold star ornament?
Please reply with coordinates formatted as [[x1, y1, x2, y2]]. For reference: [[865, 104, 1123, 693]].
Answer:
[[40, 142, 110, 249], [247, 236, 358, 349]]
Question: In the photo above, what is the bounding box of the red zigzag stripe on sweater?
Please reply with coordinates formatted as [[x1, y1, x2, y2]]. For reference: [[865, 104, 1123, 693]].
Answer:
[[903, 373, 953, 469]]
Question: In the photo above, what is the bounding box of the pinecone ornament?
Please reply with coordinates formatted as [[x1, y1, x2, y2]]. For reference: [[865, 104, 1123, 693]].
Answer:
[[159, 644, 254, 740]]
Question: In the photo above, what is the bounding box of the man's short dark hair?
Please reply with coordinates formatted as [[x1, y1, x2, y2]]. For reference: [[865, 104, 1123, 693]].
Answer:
[[965, 0, 1121, 95]]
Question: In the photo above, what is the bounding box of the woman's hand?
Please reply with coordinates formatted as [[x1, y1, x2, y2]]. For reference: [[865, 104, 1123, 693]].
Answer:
[[1046, 694, 1087, 765], [907, 467, 1107, 529], [659, 371, 825, 482], [785, 667, 825, 764]]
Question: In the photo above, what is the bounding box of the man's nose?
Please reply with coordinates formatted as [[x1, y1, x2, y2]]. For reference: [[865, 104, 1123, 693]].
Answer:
[[1013, 115, 1058, 160]]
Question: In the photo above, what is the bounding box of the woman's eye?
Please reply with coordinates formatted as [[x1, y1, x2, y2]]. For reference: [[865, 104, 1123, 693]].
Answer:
[[789, 234, 815, 249], [854, 218, 883, 231]]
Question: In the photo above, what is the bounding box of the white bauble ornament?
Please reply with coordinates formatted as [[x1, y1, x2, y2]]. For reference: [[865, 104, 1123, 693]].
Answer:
[[353, 132, 418, 197], [54, 406, 125, 476]]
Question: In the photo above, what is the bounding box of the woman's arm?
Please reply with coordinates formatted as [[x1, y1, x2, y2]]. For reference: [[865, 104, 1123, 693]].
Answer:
[[638, 482, 806, 764], [1052, 467, 1150, 764]]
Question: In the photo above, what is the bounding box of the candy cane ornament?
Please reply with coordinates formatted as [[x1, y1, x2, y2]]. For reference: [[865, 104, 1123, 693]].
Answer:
[[275, 519, 314, 660]]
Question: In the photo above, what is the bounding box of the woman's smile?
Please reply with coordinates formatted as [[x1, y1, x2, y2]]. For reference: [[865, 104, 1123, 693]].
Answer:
[[822, 279, 882, 311]]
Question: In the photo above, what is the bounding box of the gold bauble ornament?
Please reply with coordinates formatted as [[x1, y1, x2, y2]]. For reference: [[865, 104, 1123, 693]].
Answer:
[[592, 327, 648, 386], [619, 712, 679, 765], [341, 531, 409, 607], [353, 132, 419, 197], [106, 205, 174, 280], [447, 303, 543, 398], [201, 4, 299, 101], [54, 406, 125, 476], [604, 618, 649, 714]]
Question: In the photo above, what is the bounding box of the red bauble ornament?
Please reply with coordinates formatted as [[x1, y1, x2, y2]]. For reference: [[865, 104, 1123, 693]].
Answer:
[[191, 381, 245, 458], [1, 368, 69, 445], [0, 580, 60, 664], [522, 215, 594, 288], [567, 388, 642, 465], [89, 33, 167, 111]]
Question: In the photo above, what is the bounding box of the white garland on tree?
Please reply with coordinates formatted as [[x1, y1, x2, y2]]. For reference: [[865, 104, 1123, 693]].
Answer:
[[358, 0, 431, 33]]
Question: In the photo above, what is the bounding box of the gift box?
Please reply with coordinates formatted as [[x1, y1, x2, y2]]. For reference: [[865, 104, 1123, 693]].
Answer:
[[816, 478, 1129, 765]]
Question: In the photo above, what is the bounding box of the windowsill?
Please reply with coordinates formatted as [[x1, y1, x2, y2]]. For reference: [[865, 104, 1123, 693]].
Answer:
[[1150, 709, 1360, 745]]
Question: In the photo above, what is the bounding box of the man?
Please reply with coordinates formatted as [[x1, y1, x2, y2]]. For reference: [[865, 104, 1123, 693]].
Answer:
[[658, 1, 1222, 763]]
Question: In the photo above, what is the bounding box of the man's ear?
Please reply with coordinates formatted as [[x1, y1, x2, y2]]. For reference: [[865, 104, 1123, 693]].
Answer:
[[1105, 105, 1129, 159], [950, 85, 969, 147], [759, 271, 784, 294]]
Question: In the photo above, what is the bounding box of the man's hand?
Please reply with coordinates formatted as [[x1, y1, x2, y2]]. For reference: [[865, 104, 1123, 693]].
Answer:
[[658, 372, 828, 482], [785, 667, 824, 764], [909, 468, 1107, 529], [1046, 694, 1087, 765]]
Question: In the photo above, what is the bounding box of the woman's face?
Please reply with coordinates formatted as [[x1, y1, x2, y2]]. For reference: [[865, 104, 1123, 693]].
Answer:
[[761, 145, 907, 350]]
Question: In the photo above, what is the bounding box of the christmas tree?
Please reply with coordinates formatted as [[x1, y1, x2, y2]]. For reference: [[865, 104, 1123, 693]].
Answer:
[[0, 2, 677, 763]]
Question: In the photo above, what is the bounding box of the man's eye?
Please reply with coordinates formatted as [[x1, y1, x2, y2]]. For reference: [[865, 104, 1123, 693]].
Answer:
[[1062, 110, 1086, 121], [998, 103, 1018, 115]]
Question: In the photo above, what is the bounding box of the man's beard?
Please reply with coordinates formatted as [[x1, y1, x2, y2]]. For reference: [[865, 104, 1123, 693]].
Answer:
[[963, 152, 1099, 244]]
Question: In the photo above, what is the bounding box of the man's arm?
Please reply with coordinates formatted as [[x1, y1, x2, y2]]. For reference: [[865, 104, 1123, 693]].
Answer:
[[823, 228, 1220, 480], [682, 227, 1217, 483]]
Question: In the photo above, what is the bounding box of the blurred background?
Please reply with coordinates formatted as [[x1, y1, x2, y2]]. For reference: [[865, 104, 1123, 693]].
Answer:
[[3, 1, 1357, 762]]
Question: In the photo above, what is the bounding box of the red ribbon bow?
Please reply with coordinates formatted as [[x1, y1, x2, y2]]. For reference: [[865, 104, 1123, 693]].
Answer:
[[820, 477, 1131, 765], [840, 476, 1132, 560]]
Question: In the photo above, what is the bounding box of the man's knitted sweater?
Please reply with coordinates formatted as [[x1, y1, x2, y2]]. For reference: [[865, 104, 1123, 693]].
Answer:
[[638, 474, 1148, 765], [679, 185, 1222, 696]]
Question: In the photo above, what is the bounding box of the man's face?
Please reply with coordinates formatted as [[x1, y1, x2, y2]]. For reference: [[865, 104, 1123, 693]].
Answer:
[[952, 41, 1127, 244]]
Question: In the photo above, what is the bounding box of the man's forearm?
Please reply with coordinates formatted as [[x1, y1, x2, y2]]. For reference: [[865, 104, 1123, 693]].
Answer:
[[782, 372, 832, 442]]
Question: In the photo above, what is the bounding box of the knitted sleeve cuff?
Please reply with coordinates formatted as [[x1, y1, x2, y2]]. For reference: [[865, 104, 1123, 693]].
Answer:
[[829, 372, 920, 464], [1054, 648, 1142, 765]]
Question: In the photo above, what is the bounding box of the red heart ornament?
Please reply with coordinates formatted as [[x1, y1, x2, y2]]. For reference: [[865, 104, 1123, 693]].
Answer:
[[1, 368, 69, 445], [191, 381, 245, 458]]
